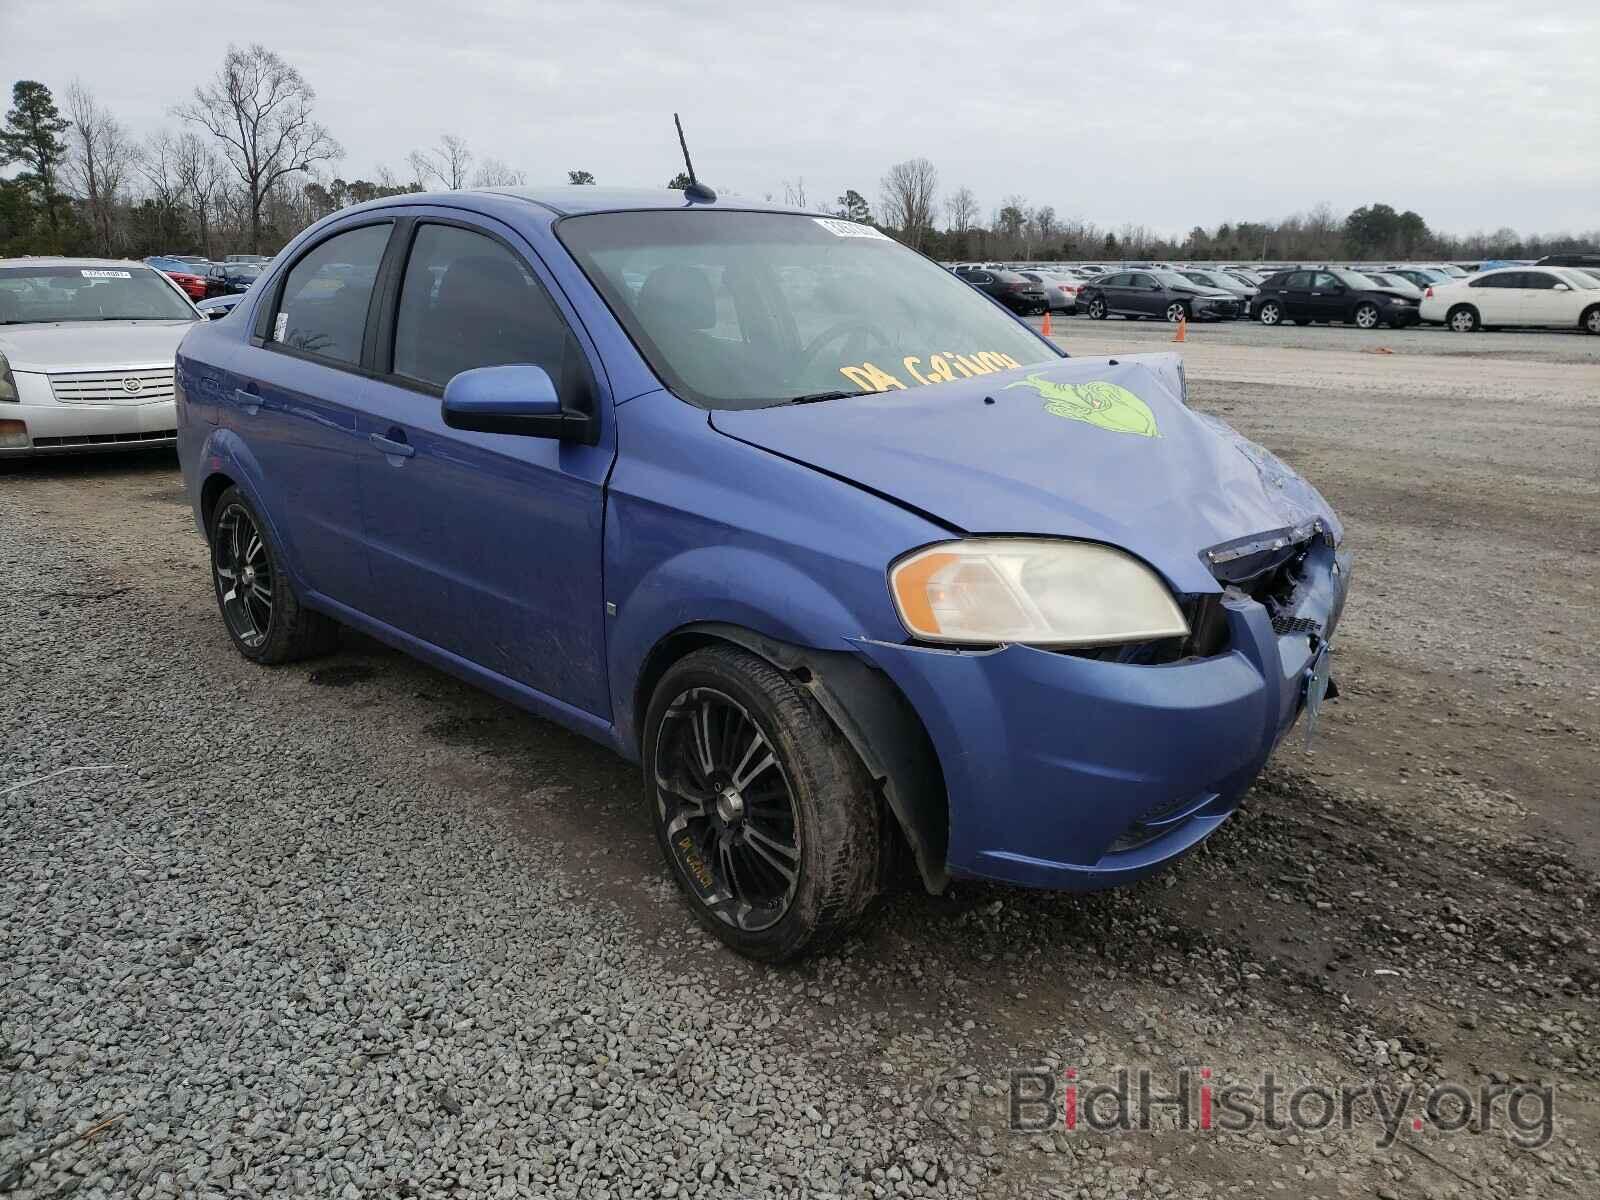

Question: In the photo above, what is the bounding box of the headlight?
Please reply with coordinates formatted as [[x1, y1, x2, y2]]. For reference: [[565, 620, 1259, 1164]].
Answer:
[[888, 539, 1189, 647], [0, 351, 17, 403]]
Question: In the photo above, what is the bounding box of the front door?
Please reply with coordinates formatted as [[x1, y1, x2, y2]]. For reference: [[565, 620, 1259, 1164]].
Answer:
[[1307, 271, 1348, 322], [356, 215, 615, 716]]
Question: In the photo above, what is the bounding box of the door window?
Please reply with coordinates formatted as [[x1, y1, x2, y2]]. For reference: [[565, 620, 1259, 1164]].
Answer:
[[1285, 272, 1313, 289], [271, 223, 392, 367], [1470, 274, 1515, 288], [390, 223, 574, 393], [1312, 272, 1341, 290], [1130, 273, 1156, 288], [1521, 272, 1560, 290]]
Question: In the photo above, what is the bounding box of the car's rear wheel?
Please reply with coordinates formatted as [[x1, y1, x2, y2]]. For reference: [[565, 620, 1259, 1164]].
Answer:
[[1164, 301, 1190, 323], [1257, 300, 1282, 326], [1582, 305, 1600, 335], [1447, 305, 1480, 333], [643, 645, 882, 962], [1087, 297, 1107, 320], [1353, 302, 1381, 329], [209, 486, 339, 664]]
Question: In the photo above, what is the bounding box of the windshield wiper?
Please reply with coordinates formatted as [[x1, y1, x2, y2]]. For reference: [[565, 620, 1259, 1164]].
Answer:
[[785, 389, 882, 405]]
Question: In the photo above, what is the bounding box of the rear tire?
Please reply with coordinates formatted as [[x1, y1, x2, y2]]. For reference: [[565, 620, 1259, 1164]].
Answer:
[[643, 645, 882, 962], [208, 486, 339, 664], [1257, 301, 1282, 326], [1447, 305, 1480, 333], [1087, 297, 1107, 320]]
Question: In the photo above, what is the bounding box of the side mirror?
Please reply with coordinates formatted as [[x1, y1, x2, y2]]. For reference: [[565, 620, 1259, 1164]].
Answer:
[[441, 364, 596, 443]]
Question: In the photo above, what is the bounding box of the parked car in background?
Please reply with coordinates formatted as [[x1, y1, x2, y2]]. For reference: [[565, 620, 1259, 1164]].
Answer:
[[1383, 265, 1451, 291], [0, 258, 200, 456], [1252, 268, 1419, 328], [195, 294, 243, 320], [204, 262, 263, 299], [1357, 271, 1423, 300], [1177, 268, 1257, 315], [1535, 253, 1600, 272], [144, 255, 210, 301], [1016, 270, 1079, 312], [1419, 266, 1600, 333], [1079, 269, 1240, 322], [961, 267, 1049, 315], [174, 189, 1350, 961], [224, 254, 272, 265]]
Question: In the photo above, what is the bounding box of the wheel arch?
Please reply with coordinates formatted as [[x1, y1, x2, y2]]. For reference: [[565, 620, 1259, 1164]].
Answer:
[[199, 469, 236, 538], [636, 621, 951, 894]]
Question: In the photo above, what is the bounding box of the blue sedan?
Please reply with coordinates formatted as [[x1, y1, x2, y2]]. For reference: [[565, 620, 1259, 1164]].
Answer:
[[174, 188, 1351, 960]]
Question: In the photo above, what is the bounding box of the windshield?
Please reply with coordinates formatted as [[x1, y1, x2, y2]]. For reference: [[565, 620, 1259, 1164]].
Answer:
[[1154, 270, 1206, 288], [0, 265, 197, 324], [556, 210, 1061, 409], [1327, 269, 1380, 290]]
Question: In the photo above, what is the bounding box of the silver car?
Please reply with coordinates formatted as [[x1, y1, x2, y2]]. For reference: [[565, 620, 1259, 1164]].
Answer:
[[0, 258, 200, 457]]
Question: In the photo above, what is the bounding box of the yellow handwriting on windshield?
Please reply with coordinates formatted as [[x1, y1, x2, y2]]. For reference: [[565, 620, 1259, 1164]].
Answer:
[[840, 351, 1023, 393]]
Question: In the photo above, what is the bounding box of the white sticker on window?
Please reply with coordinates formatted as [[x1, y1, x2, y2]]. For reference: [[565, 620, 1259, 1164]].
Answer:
[[80, 269, 132, 279], [273, 312, 288, 342], [813, 217, 891, 241]]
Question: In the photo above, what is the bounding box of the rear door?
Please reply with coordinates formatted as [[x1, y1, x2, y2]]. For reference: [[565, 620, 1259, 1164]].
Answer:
[[1280, 271, 1315, 319], [1465, 272, 1519, 324], [228, 219, 394, 607], [355, 213, 615, 715]]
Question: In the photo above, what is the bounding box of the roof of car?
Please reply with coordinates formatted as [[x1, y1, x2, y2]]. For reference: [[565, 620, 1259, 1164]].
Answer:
[[482, 187, 811, 217]]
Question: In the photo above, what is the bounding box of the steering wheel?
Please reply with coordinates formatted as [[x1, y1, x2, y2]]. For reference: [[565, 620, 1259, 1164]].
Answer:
[[794, 319, 894, 378]]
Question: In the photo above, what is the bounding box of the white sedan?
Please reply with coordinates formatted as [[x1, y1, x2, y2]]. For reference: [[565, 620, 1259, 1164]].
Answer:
[[0, 258, 201, 456], [1419, 265, 1600, 334]]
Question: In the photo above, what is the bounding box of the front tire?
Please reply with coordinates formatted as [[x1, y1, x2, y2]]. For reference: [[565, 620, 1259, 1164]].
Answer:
[[1258, 300, 1282, 326], [643, 645, 882, 962], [1582, 305, 1600, 335], [208, 486, 339, 664], [1353, 302, 1380, 329], [1164, 301, 1190, 323], [1447, 305, 1480, 333]]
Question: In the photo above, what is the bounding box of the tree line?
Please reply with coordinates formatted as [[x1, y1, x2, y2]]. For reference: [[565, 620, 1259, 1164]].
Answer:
[[2, 55, 1595, 265]]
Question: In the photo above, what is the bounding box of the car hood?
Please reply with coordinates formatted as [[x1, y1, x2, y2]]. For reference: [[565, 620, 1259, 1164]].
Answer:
[[709, 354, 1341, 595], [0, 321, 196, 373], [1359, 288, 1415, 302], [1175, 285, 1237, 299]]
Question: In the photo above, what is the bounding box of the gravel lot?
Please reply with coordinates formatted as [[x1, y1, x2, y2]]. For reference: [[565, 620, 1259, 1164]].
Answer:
[[3, 325, 1597, 1198]]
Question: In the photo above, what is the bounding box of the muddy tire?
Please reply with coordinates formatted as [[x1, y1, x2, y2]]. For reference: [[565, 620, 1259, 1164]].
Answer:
[[642, 645, 882, 962], [208, 486, 339, 665]]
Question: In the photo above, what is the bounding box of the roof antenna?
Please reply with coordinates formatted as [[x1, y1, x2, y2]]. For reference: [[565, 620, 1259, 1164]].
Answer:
[[673, 113, 717, 204]]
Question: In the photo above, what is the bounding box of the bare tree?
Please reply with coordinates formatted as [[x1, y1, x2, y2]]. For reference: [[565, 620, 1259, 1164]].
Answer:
[[944, 185, 978, 233], [139, 131, 187, 250], [408, 134, 473, 190], [878, 157, 938, 250], [63, 81, 140, 255], [474, 159, 526, 187], [175, 44, 341, 252], [782, 177, 808, 209], [172, 131, 224, 258]]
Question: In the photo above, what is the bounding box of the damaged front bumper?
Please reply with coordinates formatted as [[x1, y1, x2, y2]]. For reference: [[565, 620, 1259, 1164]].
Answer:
[[852, 539, 1352, 891]]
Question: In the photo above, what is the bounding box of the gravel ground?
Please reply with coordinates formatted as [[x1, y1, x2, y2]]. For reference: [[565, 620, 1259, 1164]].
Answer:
[[3, 329, 1598, 1198]]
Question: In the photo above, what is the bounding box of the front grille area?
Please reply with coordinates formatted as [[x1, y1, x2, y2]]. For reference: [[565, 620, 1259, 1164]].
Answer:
[[48, 368, 175, 405], [1272, 614, 1322, 637], [30, 429, 176, 447]]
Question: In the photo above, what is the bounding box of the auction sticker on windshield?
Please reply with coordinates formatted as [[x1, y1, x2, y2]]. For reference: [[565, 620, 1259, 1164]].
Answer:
[[80, 270, 132, 279], [813, 217, 891, 240]]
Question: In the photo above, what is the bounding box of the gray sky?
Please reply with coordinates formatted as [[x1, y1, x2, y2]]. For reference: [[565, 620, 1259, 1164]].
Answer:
[[7, 0, 1598, 235]]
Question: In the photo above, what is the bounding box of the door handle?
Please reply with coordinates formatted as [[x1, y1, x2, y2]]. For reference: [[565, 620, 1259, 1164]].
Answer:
[[234, 388, 261, 416], [369, 431, 415, 458]]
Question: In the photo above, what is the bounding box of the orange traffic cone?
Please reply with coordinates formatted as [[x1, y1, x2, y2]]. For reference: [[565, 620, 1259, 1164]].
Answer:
[[1172, 315, 1188, 343], [1041, 310, 1053, 337]]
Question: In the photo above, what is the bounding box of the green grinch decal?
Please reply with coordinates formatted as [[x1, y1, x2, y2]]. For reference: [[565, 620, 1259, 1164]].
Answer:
[[1004, 374, 1160, 438]]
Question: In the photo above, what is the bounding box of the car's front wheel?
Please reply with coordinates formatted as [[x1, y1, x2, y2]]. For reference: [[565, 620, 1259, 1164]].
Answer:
[[208, 485, 339, 664], [1582, 305, 1600, 335], [1447, 305, 1480, 333], [643, 645, 882, 962], [1353, 301, 1381, 329], [1257, 300, 1282, 326], [1164, 301, 1190, 323], [1087, 297, 1107, 320]]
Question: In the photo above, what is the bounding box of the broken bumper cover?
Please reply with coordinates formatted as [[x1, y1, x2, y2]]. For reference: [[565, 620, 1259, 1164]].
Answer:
[[853, 545, 1352, 891]]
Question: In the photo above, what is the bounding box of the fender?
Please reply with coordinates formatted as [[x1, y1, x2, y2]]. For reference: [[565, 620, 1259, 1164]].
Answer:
[[628, 617, 951, 896]]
